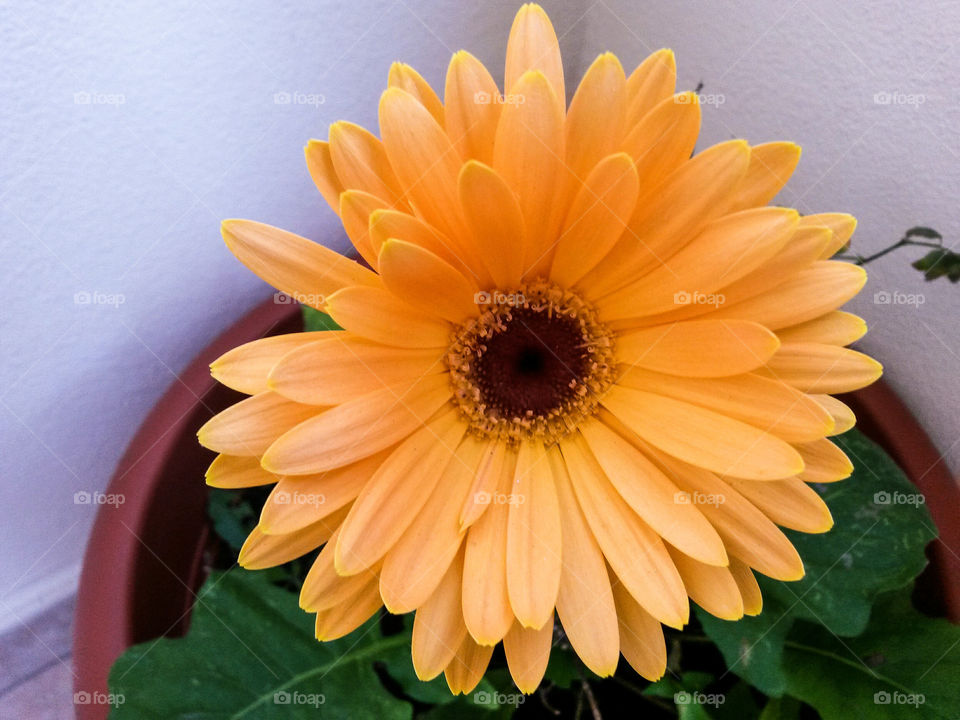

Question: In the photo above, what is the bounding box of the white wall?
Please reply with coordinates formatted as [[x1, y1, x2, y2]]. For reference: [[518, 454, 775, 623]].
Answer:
[[1, 0, 957, 631]]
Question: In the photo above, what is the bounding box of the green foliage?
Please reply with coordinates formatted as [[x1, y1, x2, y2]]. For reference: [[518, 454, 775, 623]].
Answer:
[[912, 248, 960, 282], [301, 304, 342, 332]]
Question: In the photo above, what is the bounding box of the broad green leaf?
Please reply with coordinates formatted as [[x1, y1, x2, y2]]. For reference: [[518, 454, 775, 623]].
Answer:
[[696, 609, 793, 695], [757, 696, 801, 719], [905, 226, 942, 241], [912, 248, 960, 282], [782, 587, 960, 719], [109, 571, 412, 719], [301, 304, 342, 332]]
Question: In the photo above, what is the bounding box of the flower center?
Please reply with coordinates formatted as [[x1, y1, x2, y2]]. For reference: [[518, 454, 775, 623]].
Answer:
[[447, 283, 616, 444]]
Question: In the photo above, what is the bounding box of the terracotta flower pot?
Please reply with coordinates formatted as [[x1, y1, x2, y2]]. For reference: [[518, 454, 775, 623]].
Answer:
[[71, 296, 960, 719]]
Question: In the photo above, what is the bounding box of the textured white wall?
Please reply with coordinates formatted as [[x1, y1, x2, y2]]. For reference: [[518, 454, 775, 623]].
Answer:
[[0, 0, 957, 630]]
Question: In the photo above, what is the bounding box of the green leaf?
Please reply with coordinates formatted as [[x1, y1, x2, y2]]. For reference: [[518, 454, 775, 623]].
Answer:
[[109, 570, 413, 719], [699, 429, 937, 695], [912, 248, 960, 282], [905, 226, 942, 241], [301, 305, 343, 332], [207, 489, 257, 551], [782, 587, 960, 719], [757, 696, 801, 720]]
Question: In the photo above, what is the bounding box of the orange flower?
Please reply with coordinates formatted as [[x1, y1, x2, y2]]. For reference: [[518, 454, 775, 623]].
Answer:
[[199, 3, 881, 693]]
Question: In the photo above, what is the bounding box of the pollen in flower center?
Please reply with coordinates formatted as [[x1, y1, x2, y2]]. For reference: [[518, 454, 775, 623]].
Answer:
[[447, 283, 616, 443]]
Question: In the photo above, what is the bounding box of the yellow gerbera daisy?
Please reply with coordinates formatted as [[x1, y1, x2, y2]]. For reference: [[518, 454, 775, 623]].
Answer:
[[199, 3, 882, 694]]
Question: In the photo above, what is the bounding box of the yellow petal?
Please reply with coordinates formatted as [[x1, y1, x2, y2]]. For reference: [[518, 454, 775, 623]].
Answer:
[[380, 436, 486, 613], [314, 575, 383, 640], [304, 139, 343, 214], [759, 343, 883, 393], [625, 48, 676, 128], [666, 545, 743, 620], [261, 373, 452, 474], [239, 506, 349, 570], [641, 445, 805, 581], [460, 439, 511, 528], [800, 212, 857, 259], [462, 447, 518, 644], [615, 320, 780, 377], [812, 394, 856, 435], [328, 121, 404, 204], [388, 62, 444, 126], [616, 368, 835, 444], [505, 3, 565, 104], [503, 617, 554, 694], [795, 437, 853, 483], [411, 548, 468, 680], [565, 53, 627, 179], [603, 385, 804, 480], [777, 311, 867, 346], [259, 449, 390, 535], [727, 477, 834, 533], [729, 557, 763, 615], [300, 528, 379, 611], [339, 190, 389, 269], [205, 453, 278, 489], [728, 142, 801, 212], [708, 261, 867, 330], [580, 418, 727, 565], [550, 153, 639, 288], [580, 139, 747, 298], [598, 206, 798, 319], [210, 333, 326, 396], [507, 441, 562, 629], [379, 87, 470, 246], [444, 51, 501, 164], [379, 239, 479, 323], [612, 579, 667, 681], [560, 433, 689, 628], [325, 286, 452, 348], [269, 334, 444, 405], [221, 220, 380, 309], [551, 446, 620, 676], [335, 410, 466, 575], [444, 636, 494, 694], [493, 70, 565, 278], [457, 160, 526, 288], [197, 391, 322, 456]]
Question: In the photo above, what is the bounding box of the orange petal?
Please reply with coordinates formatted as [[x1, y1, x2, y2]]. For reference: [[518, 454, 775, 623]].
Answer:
[[378, 239, 479, 323], [777, 311, 867, 346], [603, 385, 804, 480], [300, 527, 379, 611], [239, 506, 349, 570], [210, 332, 327, 395], [550, 153, 639, 287], [812, 394, 856, 435], [727, 477, 834, 533], [325, 286, 452, 348], [625, 48, 676, 127], [335, 410, 466, 574], [221, 220, 380, 309], [328, 121, 404, 204], [388, 62, 444, 126], [493, 70, 565, 278], [197, 392, 322, 456], [621, 91, 701, 196], [729, 557, 763, 615], [503, 617, 554, 694], [444, 636, 495, 694], [460, 439, 511, 528], [560, 433, 688, 628], [505, 3, 565, 104], [261, 373, 452, 474], [444, 51, 501, 164], [552, 447, 621, 676], [314, 575, 383, 640], [612, 579, 667, 681], [304, 139, 343, 214], [666, 545, 744, 620], [580, 418, 727, 565], [339, 190, 389, 269], [728, 142, 802, 212], [615, 320, 781, 377], [411, 548, 468, 680], [205, 454, 278, 489], [507, 441, 562, 629], [800, 213, 857, 259], [368, 208, 474, 280], [759, 343, 883, 393], [565, 53, 627, 179], [795, 437, 853, 483]]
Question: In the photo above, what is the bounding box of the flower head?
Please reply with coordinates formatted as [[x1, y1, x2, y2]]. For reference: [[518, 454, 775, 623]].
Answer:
[[199, 3, 881, 693]]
